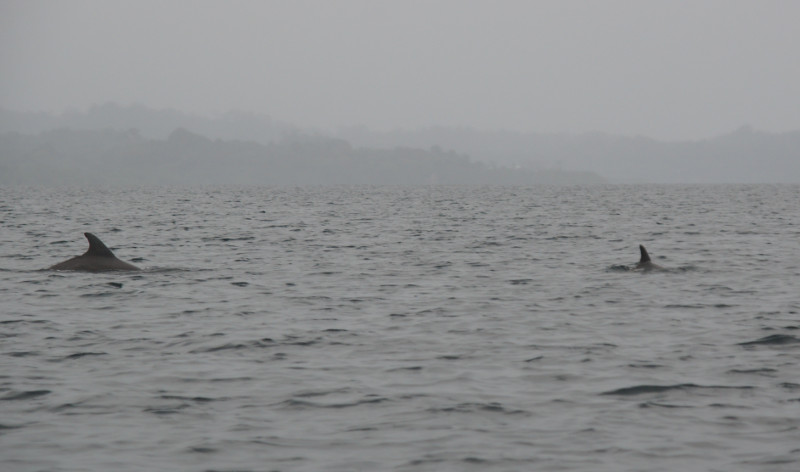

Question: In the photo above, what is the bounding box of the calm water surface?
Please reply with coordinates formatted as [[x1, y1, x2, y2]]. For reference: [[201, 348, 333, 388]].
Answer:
[[1, 185, 799, 471]]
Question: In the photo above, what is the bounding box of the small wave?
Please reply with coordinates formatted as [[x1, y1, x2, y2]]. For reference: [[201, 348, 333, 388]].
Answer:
[[427, 402, 528, 415], [205, 377, 254, 383], [606, 264, 633, 272], [387, 365, 423, 372], [673, 265, 700, 272], [142, 267, 192, 273], [638, 401, 694, 409], [6, 351, 39, 357], [190, 339, 275, 353], [0, 319, 47, 325], [405, 457, 447, 468], [602, 384, 754, 396], [469, 241, 503, 248], [727, 368, 778, 375], [606, 265, 700, 273], [144, 405, 191, 415], [79, 292, 118, 298], [602, 385, 687, 396], [508, 279, 533, 285], [188, 446, 217, 454], [282, 396, 390, 409], [160, 395, 218, 403], [544, 235, 597, 240], [201, 236, 255, 242], [738, 334, 800, 346], [63, 352, 107, 360], [49, 402, 86, 412], [283, 337, 322, 346], [1, 390, 51, 401], [292, 388, 351, 398]]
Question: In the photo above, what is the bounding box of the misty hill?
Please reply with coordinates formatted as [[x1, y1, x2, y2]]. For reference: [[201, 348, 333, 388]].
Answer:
[[337, 125, 800, 183], [3, 104, 800, 182], [0, 128, 603, 186], [0, 103, 300, 143]]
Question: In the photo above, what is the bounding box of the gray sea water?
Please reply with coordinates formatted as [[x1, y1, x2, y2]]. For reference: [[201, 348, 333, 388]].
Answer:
[[1, 184, 800, 472]]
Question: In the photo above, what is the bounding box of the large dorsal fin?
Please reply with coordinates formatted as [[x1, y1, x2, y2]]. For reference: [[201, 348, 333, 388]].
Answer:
[[83, 232, 116, 258], [639, 244, 651, 263]]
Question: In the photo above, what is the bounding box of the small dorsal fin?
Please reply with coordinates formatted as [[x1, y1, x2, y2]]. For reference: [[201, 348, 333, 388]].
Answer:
[[83, 233, 116, 258], [639, 244, 651, 263]]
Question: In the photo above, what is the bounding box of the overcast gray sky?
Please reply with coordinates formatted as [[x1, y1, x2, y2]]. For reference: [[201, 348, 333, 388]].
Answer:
[[2, 0, 799, 139]]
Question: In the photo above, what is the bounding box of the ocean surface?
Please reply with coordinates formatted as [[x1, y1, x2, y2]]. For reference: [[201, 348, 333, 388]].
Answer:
[[1, 184, 799, 472]]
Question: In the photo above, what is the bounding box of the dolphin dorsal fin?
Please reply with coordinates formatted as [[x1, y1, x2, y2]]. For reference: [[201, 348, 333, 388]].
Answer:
[[83, 233, 116, 258], [639, 244, 651, 263]]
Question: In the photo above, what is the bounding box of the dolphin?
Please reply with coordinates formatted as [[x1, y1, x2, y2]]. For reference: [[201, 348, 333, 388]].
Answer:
[[49, 233, 140, 272], [635, 244, 663, 271]]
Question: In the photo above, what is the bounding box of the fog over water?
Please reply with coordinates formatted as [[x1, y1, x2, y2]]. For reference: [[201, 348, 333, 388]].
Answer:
[[2, 0, 800, 140]]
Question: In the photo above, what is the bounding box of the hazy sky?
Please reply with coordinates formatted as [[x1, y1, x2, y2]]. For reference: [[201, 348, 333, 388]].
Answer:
[[2, 0, 799, 139]]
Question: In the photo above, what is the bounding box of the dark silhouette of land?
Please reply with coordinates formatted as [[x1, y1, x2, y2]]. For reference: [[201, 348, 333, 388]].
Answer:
[[3, 103, 800, 184], [337, 124, 800, 183], [0, 127, 602, 185]]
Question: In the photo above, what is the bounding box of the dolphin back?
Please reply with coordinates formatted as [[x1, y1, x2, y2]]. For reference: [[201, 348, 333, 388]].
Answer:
[[48, 232, 140, 271], [635, 244, 664, 271]]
